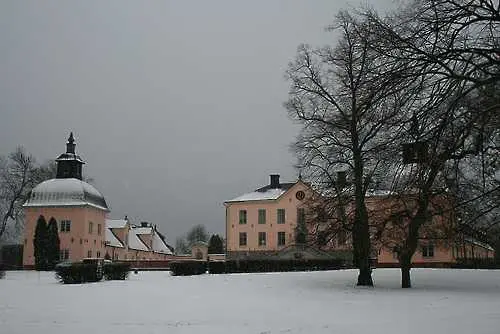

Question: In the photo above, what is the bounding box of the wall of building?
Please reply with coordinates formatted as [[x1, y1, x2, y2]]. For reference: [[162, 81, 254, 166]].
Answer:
[[23, 206, 107, 267], [226, 182, 310, 254], [377, 243, 455, 266]]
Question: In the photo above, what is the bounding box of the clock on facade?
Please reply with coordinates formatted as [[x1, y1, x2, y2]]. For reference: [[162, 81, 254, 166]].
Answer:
[[295, 190, 305, 200]]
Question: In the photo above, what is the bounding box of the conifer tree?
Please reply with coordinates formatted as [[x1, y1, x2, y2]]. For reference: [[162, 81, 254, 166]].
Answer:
[[46, 217, 60, 270], [33, 215, 47, 270], [208, 234, 224, 254]]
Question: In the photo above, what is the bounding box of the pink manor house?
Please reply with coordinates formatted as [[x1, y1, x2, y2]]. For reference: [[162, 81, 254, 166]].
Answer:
[[22, 134, 173, 269], [224, 174, 494, 266], [21, 134, 494, 269]]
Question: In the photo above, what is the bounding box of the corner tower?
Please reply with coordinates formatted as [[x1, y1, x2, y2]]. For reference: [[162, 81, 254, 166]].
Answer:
[[23, 133, 109, 268]]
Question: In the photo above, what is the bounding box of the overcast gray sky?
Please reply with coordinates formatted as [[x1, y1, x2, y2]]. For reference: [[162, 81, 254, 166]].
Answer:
[[0, 0, 395, 243]]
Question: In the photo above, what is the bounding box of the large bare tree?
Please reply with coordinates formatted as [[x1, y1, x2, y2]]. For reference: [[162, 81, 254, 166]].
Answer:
[[285, 11, 414, 286], [359, 0, 499, 287]]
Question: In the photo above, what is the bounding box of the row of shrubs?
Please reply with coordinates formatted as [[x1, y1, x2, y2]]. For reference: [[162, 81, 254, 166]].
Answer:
[[55, 261, 131, 284], [451, 259, 500, 269], [170, 259, 347, 276], [0, 263, 5, 279]]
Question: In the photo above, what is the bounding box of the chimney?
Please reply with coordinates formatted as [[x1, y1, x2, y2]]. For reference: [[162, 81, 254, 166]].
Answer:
[[270, 174, 280, 188], [141, 222, 149, 228]]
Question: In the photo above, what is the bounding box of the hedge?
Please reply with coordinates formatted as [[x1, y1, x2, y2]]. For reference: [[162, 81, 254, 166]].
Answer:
[[451, 259, 500, 269], [207, 261, 225, 274], [170, 261, 207, 276], [0, 263, 5, 279], [55, 262, 103, 284], [103, 262, 131, 280], [208, 258, 346, 274]]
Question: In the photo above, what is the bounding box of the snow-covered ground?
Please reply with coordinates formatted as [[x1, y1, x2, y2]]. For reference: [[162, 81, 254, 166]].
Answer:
[[1, 269, 500, 334]]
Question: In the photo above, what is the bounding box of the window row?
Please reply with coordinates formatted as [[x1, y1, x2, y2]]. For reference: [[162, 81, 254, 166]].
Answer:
[[86, 250, 101, 258], [392, 244, 435, 259], [239, 208, 305, 225], [59, 249, 103, 261], [88, 222, 102, 235], [238, 231, 287, 247], [58, 220, 102, 235]]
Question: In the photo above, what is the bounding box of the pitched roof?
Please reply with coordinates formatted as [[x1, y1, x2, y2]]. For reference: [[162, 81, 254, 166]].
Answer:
[[127, 229, 149, 251], [225, 182, 296, 203], [105, 227, 124, 248], [152, 231, 173, 254], [106, 219, 128, 229], [133, 227, 153, 235]]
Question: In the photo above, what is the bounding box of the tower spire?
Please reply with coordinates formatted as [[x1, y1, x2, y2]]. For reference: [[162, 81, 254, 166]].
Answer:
[[66, 132, 76, 154], [56, 132, 85, 179]]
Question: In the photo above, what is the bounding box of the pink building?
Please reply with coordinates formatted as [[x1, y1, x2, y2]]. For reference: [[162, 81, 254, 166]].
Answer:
[[224, 174, 494, 266], [22, 134, 173, 268], [105, 218, 173, 261], [224, 174, 339, 260]]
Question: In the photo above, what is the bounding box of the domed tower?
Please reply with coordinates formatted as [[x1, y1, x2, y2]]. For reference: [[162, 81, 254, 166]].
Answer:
[[22, 133, 110, 268]]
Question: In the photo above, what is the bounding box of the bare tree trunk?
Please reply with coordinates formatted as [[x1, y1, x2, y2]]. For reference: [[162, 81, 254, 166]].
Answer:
[[400, 254, 412, 288], [354, 152, 373, 287]]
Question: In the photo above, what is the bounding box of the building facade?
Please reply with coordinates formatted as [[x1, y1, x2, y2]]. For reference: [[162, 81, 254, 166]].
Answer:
[[22, 134, 173, 268], [224, 174, 495, 266], [225, 174, 329, 259], [105, 218, 173, 261]]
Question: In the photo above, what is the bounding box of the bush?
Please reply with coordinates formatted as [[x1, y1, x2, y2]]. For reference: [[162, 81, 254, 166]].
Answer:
[[451, 258, 500, 269], [208, 261, 225, 274], [170, 261, 207, 276], [0, 263, 5, 279], [55, 262, 103, 284], [103, 262, 131, 280], [219, 258, 345, 274]]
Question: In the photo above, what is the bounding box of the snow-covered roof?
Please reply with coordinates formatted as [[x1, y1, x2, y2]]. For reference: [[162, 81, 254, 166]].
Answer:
[[24, 178, 109, 211], [152, 231, 173, 254], [105, 227, 124, 248], [226, 188, 287, 203], [55, 152, 85, 163], [465, 238, 494, 251], [127, 229, 149, 251], [134, 227, 153, 235], [106, 219, 128, 229]]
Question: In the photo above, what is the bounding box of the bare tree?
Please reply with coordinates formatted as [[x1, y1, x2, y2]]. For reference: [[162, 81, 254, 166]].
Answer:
[[285, 11, 414, 286], [0, 148, 56, 243], [358, 0, 499, 287]]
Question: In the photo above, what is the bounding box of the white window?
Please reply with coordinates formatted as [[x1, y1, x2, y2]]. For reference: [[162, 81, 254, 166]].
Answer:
[[59, 249, 70, 261], [239, 232, 247, 246], [277, 209, 286, 224], [239, 210, 247, 224], [60, 220, 71, 232], [277, 232, 286, 246], [422, 244, 434, 258], [258, 232, 267, 246]]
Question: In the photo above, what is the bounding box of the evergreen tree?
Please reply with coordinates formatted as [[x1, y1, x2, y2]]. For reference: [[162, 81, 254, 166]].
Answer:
[[46, 217, 60, 270], [33, 215, 47, 270], [208, 234, 224, 254]]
